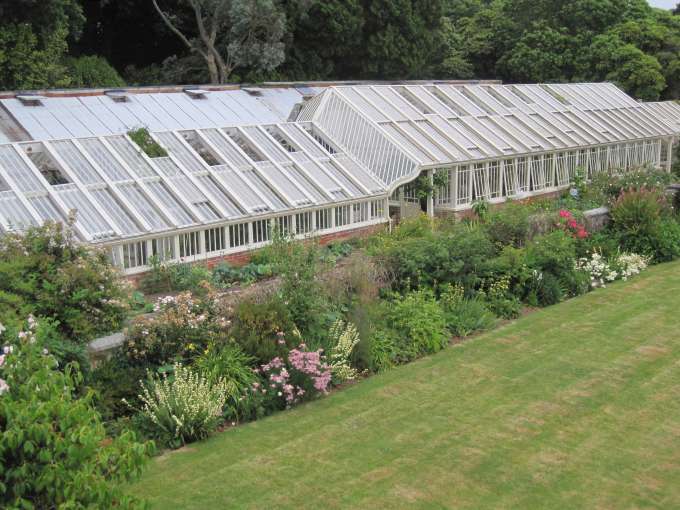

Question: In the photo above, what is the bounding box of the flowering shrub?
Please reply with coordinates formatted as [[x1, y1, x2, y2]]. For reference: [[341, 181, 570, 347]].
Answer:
[[575, 252, 618, 288], [250, 339, 332, 410], [133, 363, 228, 447], [328, 320, 360, 383], [556, 209, 588, 239], [124, 290, 232, 366], [0, 320, 149, 508], [614, 253, 649, 280], [0, 219, 128, 341], [576, 251, 649, 288]]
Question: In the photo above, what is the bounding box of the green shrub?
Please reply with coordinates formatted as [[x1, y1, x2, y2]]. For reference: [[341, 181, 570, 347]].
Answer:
[[485, 204, 531, 248], [230, 295, 299, 365], [65, 55, 125, 88], [169, 263, 212, 293], [384, 289, 448, 358], [440, 284, 496, 337], [195, 343, 259, 422], [646, 218, 680, 262], [528, 271, 565, 307], [0, 220, 128, 342], [90, 357, 149, 422], [610, 188, 667, 241], [134, 363, 228, 448], [482, 246, 533, 300], [0, 325, 149, 508], [212, 261, 273, 286], [127, 127, 167, 158], [525, 230, 577, 276]]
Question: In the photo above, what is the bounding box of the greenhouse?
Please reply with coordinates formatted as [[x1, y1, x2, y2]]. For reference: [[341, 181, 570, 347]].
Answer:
[[0, 81, 677, 274]]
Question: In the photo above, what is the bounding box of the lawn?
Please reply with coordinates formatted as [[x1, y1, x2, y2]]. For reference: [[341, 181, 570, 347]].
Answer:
[[129, 260, 680, 509]]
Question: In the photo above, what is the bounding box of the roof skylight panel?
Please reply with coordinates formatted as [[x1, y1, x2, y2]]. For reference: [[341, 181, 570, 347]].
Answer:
[[194, 202, 221, 221], [194, 174, 244, 217], [380, 123, 436, 163], [403, 86, 456, 116], [116, 183, 170, 230], [519, 85, 566, 110], [415, 120, 467, 159], [461, 86, 507, 114], [152, 132, 206, 173], [463, 117, 517, 153], [319, 160, 362, 197], [483, 86, 523, 109], [448, 118, 502, 156], [355, 87, 408, 121], [144, 180, 196, 226], [295, 159, 348, 199], [522, 113, 569, 148], [211, 166, 272, 213], [378, 87, 424, 119], [241, 168, 287, 209], [332, 155, 384, 194], [0, 146, 45, 192], [560, 111, 609, 143], [336, 88, 389, 122], [200, 129, 250, 168], [89, 188, 143, 234], [48, 140, 104, 185], [256, 161, 314, 205], [240, 126, 289, 163], [107, 136, 157, 178], [0, 191, 37, 229], [605, 109, 648, 138], [436, 86, 486, 116], [589, 110, 633, 140], [428, 116, 485, 158], [284, 165, 328, 203], [79, 138, 131, 181], [277, 124, 327, 157], [396, 122, 452, 161], [53, 183, 115, 238]]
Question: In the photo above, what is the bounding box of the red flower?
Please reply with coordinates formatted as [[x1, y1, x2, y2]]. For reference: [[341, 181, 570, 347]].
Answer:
[[576, 229, 588, 238], [567, 219, 578, 229], [558, 209, 572, 219]]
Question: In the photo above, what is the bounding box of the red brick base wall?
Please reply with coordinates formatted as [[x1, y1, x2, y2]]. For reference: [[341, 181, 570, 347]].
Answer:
[[125, 223, 387, 286]]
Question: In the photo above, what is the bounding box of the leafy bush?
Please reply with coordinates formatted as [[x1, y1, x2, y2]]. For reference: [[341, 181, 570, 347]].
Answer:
[[525, 230, 577, 277], [134, 363, 228, 448], [383, 289, 448, 358], [527, 271, 564, 307], [65, 55, 125, 88], [139, 259, 212, 294], [0, 220, 128, 341], [590, 168, 673, 201], [439, 284, 495, 337], [90, 357, 149, 422], [127, 127, 168, 158], [124, 291, 232, 367], [0, 323, 149, 508], [376, 223, 496, 291], [610, 188, 667, 241], [485, 204, 531, 248], [195, 343, 259, 422], [230, 295, 299, 365]]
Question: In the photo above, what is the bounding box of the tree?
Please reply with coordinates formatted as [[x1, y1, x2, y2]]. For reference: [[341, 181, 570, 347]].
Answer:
[[151, 0, 286, 83], [360, 0, 446, 79]]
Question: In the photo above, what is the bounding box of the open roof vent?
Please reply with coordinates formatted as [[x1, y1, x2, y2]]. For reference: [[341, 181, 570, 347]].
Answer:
[[243, 88, 263, 97], [105, 90, 129, 103], [184, 88, 209, 99], [16, 94, 45, 107]]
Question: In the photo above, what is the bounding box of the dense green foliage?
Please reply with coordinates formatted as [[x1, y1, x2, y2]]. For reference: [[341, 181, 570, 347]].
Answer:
[[0, 220, 128, 342], [4, 0, 680, 99], [0, 321, 149, 508]]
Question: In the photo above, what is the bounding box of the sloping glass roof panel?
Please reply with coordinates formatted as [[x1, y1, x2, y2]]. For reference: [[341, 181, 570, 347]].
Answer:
[[107, 136, 157, 178], [0, 190, 37, 229], [53, 183, 114, 238], [79, 138, 131, 181], [29, 195, 65, 223], [242, 168, 287, 209], [380, 123, 436, 163], [116, 183, 170, 230], [395, 122, 452, 161], [49, 140, 103, 185], [285, 164, 328, 203], [403, 86, 457, 116], [0, 145, 44, 192], [89, 188, 143, 234], [355, 87, 408, 121], [318, 160, 362, 197], [153, 132, 206, 173], [332, 155, 384, 194], [241, 126, 290, 163], [194, 174, 244, 217], [276, 124, 327, 157], [416, 119, 467, 159], [201, 129, 250, 168], [144, 180, 196, 226], [256, 161, 314, 205], [211, 165, 272, 213], [336, 88, 389, 122]]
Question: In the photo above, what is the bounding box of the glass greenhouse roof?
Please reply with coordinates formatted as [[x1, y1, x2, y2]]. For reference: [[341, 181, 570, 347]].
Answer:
[[304, 83, 679, 189], [0, 123, 385, 240]]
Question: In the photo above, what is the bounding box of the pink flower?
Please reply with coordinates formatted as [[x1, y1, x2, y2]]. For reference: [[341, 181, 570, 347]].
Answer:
[[567, 219, 578, 229], [0, 378, 8, 395], [577, 229, 588, 239], [558, 210, 571, 219]]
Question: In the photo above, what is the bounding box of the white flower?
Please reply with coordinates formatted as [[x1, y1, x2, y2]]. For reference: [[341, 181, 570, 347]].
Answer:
[[0, 323, 5, 335]]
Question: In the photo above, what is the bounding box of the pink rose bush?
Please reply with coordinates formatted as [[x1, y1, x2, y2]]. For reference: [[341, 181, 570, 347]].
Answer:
[[557, 209, 588, 239]]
